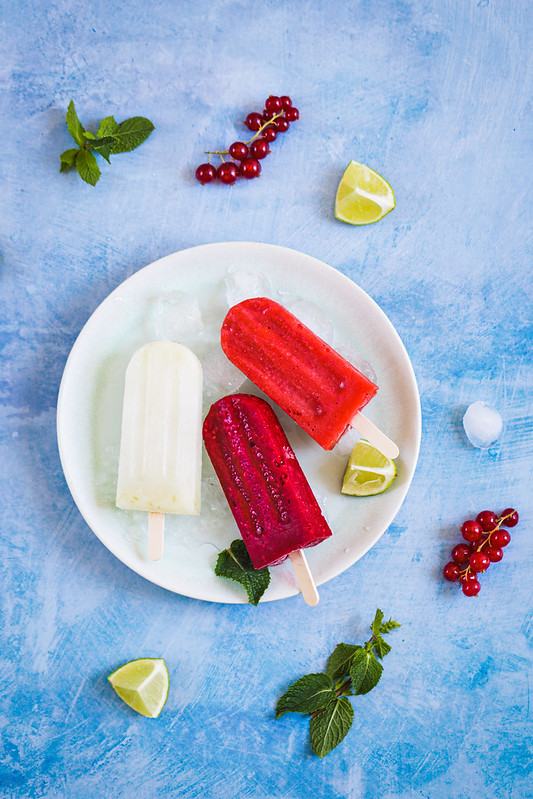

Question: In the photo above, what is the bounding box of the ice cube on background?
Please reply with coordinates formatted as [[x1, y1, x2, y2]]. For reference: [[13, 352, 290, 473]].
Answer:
[[335, 342, 377, 383], [149, 291, 204, 342], [285, 299, 336, 345], [225, 267, 271, 307], [463, 401, 503, 449]]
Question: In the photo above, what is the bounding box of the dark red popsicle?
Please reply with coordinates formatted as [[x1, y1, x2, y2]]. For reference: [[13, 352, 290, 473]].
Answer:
[[203, 394, 332, 570]]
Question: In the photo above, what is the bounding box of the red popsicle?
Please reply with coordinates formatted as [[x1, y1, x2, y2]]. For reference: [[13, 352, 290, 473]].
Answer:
[[221, 297, 398, 458], [203, 394, 332, 604]]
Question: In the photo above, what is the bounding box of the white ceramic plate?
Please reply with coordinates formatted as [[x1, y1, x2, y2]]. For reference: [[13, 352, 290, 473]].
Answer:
[[57, 242, 421, 603]]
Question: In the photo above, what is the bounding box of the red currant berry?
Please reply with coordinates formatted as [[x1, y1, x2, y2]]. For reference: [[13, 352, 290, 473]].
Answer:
[[239, 158, 261, 179], [461, 520, 484, 543], [244, 112, 263, 131], [280, 95, 292, 109], [443, 562, 460, 582], [228, 142, 249, 161], [274, 117, 290, 133], [250, 138, 270, 159], [486, 546, 503, 562], [462, 579, 481, 597], [262, 126, 277, 143], [262, 109, 275, 122], [491, 528, 511, 548], [476, 510, 498, 532], [217, 162, 239, 185], [195, 163, 217, 184], [470, 551, 490, 572], [462, 569, 479, 581], [285, 106, 299, 121], [265, 95, 282, 114], [501, 508, 519, 527], [451, 543, 471, 565]]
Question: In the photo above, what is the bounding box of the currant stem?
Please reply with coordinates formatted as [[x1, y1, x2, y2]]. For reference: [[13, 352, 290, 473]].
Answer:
[[203, 111, 285, 162], [246, 110, 284, 144]]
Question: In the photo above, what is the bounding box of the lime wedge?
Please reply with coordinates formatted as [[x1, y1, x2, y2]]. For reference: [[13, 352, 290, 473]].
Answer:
[[341, 440, 397, 496], [108, 658, 169, 718], [335, 161, 395, 225]]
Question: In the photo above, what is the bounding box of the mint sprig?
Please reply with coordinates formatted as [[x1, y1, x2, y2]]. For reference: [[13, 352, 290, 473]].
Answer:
[[59, 100, 154, 186], [215, 540, 270, 605], [276, 609, 401, 758]]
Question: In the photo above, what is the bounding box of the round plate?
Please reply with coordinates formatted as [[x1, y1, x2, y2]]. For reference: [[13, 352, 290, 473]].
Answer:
[[57, 242, 421, 603]]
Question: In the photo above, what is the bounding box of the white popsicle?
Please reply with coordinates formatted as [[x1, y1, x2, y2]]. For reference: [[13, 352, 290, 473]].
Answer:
[[116, 341, 203, 559]]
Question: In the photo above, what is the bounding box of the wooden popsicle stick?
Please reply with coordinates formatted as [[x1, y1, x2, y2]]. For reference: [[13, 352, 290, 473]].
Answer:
[[289, 550, 319, 606], [148, 512, 165, 561], [350, 412, 400, 460]]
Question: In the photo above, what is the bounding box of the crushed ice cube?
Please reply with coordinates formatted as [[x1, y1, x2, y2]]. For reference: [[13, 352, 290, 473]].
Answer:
[[149, 290, 204, 342], [463, 401, 503, 449], [202, 347, 247, 396], [225, 267, 271, 307], [335, 342, 377, 383], [335, 425, 362, 457], [285, 299, 335, 345]]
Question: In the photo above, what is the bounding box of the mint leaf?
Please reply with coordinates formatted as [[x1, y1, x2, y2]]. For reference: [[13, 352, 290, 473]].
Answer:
[[76, 148, 101, 186], [110, 117, 154, 153], [215, 540, 270, 605], [326, 643, 361, 681], [276, 674, 335, 718], [309, 696, 353, 758], [371, 608, 384, 637], [97, 116, 118, 137], [66, 100, 85, 146], [91, 136, 118, 164], [83, 131, 96, 140], [350, 649, 383, 695], [59, 148, 79, 172], [372, 637, 391, 659], [380, 618, 401, 634]]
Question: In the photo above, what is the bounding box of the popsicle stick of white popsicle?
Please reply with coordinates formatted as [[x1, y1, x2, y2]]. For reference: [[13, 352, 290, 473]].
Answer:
[[148, 512, 165, 561], [289, 550, 319, 606], [350, 413, 399, 460]]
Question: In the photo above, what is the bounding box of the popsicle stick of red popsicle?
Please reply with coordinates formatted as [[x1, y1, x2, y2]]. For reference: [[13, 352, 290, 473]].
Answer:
[[203, 394, 332, 606], [350, 415, 399, 459], [221, 298, 399, 460], [289, 551, 320, 606]]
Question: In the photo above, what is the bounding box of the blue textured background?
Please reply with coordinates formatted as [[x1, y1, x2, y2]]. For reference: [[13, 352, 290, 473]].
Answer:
[[1, 1, 531, 797]]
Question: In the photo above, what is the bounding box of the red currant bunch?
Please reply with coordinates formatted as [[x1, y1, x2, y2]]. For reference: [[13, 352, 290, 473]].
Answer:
[[195, 95, 299, 185], [443, 508, 519, 596]]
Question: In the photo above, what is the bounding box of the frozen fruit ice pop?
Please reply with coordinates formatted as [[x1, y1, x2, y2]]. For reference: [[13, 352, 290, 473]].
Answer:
[[116, 341, 202, 536], [203, 393, 332, 571], [221, 297, 380, 451]]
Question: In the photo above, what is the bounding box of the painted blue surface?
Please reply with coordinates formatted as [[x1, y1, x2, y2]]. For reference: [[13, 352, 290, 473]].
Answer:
[[0, 1, 531, 797]]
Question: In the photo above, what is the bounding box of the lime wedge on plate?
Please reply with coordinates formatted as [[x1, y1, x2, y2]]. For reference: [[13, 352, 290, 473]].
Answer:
[[341, 440, 397, 496], [108, 658, 169, 718], [335, 161, 395, 225]]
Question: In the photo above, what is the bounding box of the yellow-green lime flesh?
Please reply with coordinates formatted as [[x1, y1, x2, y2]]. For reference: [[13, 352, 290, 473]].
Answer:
[[335, 161, 395, 225], [341, 440, 397, 496], [108, 658, 169, 718]]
